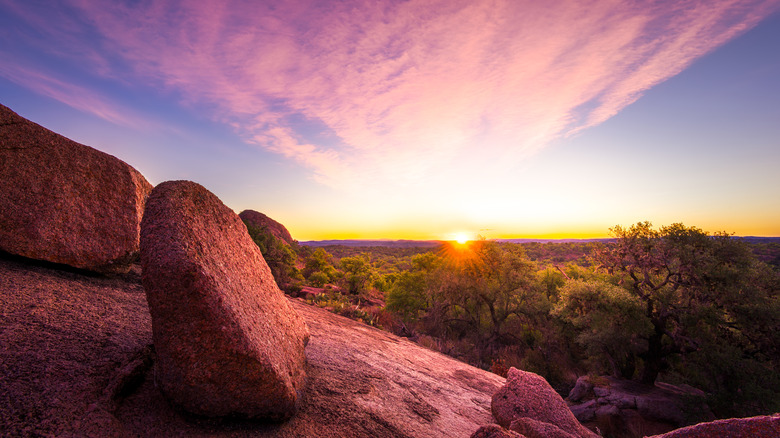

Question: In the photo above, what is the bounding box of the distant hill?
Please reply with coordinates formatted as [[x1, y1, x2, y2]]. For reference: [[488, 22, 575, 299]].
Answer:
[[299, 238, 614, 247], [736, 236, 780, 244], [495, 238, 614, 244], [300, 239, 443, 248], [301, 237, 780, 247]]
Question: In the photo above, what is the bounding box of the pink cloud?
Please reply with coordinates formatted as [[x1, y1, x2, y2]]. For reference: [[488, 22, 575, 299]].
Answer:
[[6, 0, 780, 190], [0, 61, 150, 129]]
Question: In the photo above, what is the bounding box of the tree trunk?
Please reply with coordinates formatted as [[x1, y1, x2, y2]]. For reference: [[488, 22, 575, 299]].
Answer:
[[640, 356, 661, 385], [640, 324, 666, 385]]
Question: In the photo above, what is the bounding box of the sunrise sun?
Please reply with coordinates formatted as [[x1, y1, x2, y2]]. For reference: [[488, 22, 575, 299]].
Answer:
[[453, 232, 470, 244]]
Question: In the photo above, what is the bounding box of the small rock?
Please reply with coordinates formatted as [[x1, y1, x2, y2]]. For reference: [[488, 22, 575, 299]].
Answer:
[[567, 376, 594, 402], [140, 180, 309, 420], [471, 424, 525, 438], [606, 392, 636, 409], [509, 417, 577, 438], [491, 367, 598, 438], [595, 404, 620, 418], [569, 400, 597, 423]]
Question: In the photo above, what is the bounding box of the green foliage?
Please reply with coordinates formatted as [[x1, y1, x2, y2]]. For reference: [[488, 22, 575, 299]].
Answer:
[[244, 223, 300, 292], [301, 248, 339, 288], [298, 227, 779, 419], [538, 267, 566, 301], [386, 269, 430, 321], [339, 254, 373, 295], [408, 241, 545, 365], [311, 291, 350, 312], [307, 271, 330, 287], [553, 279, 652, 378], [309, 290, 377, 326], [521, 241, 598, 267], [384, 253, 439, 321], [590, 221, 780, 415]]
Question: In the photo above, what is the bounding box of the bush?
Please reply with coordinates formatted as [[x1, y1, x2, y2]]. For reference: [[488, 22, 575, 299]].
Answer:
[[308, 271, 329, 287]]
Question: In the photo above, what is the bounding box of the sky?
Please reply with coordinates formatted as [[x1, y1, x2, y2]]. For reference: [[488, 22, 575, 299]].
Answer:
[[1, 0, 779, 241]]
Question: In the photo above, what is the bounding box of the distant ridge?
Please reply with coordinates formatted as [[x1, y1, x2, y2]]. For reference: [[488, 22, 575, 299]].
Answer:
[[300, 240, 442, 248], [494, 238, 613, 244], [736, 236, 780, 244], [300, 237, 780, 248], [299, 238, 609, 247]]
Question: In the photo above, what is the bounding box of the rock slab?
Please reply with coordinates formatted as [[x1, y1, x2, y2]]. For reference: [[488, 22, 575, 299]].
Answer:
[[140, 180, 309, 420], [1, 255, 503, 437], [0, 103, 152, 273], [492, 367, 598, 438], [647, 414, 780, 438]]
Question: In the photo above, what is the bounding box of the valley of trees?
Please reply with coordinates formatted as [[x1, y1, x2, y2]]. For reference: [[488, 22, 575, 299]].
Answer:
[[243, 219, 780, 419]]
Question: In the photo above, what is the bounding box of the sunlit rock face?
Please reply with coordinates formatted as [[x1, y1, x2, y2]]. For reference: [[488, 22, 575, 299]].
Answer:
[[140, 180, 309, 420], [0, 103, 152, 273]]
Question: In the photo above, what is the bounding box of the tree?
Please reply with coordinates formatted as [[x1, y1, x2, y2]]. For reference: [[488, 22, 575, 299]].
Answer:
[[339, 255, 373, 295], [553, 279, 652, 378], [302, 248, 338, 285], [386, 253, 438, 321], [429, 241, 544, 363], [594, 222, 779, 391]]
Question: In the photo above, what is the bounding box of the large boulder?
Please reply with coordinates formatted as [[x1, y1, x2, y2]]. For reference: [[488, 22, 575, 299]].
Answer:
[[492, 367, 598, 438], [647, 414, 780, 438], [140, 180, 309, 420], [0, 104, 151, 273], [239, 209, 294, 245]]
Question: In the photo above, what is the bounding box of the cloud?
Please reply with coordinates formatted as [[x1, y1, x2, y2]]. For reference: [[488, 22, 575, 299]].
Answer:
[[0, 61, 151, 129], [4, 0, 779, 191]]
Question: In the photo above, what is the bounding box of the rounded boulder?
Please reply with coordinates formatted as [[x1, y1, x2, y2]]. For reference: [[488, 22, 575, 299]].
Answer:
[[140, 180, 309, 420]]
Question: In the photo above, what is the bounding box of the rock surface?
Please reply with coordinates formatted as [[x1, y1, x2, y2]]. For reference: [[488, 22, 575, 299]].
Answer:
[[471, 424, 525, 438], [492, 367, 598, 438], [0, 255, 503, 436], [567, 376, 594, 403], [566, 375, 714, 437], [509, 417, 577, 438], [568, 399, 597, 423], [647, 414, 780, 438], [0, 103, 152, 273], [140, 180, 309, 420], [239, 209, 294, 245]]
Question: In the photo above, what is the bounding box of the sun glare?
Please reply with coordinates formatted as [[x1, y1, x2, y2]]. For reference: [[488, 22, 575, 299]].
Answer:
[[453, 232, 470, 244]]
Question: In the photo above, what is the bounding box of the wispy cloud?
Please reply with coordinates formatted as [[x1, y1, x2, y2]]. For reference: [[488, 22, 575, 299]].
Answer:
[[0, 61, 150, 129], [4, 0, 779, 190]]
